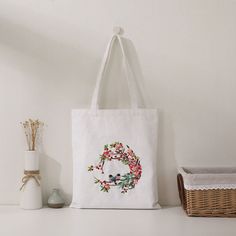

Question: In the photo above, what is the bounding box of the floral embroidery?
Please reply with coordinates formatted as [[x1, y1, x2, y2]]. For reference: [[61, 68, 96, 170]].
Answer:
[[88, 142, 142, 193]]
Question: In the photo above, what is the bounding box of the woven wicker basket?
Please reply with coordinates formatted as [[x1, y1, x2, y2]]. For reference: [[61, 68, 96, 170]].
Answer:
[[177, 167, 236, 217]]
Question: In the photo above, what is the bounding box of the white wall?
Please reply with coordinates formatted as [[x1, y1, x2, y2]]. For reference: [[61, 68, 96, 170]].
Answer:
[[0, 0, 236, 206]]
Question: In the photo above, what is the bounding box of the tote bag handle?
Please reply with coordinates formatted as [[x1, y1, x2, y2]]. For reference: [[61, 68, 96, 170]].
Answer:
[[91, 33, 140, 110]]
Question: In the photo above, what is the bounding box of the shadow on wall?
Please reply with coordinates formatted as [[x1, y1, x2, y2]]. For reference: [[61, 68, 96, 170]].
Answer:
[[116, 37, 179, 206], [157, 110, 179, 206], [100, 36, 150, 109], [40, 152, 61, 204], [40, 152, 72, 205], [37, 125, 72, 205], [122, 37, 150, 108]]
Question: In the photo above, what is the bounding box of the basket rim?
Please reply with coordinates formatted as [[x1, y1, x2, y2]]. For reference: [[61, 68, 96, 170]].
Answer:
[[178, 167, 236, 191]]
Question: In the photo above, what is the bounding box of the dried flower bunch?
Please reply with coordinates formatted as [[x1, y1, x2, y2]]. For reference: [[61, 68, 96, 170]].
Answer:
[[21, 119, 44, 151]]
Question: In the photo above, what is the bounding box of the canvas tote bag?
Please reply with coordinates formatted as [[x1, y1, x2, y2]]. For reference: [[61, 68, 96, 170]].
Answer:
[[71, 33, 160, 209]]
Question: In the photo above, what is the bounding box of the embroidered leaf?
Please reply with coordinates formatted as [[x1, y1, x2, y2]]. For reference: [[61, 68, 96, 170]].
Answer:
[[88, 165, 94, 172], [88, 142, 142, 193], [94, 178, 100, 184], [101, 186, 109, 192]]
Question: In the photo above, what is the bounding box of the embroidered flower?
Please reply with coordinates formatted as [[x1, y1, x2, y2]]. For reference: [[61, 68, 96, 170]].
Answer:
[[88, 142, 142, 193]]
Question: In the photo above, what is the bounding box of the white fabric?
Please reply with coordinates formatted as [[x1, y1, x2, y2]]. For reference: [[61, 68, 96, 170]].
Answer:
[[71, 34, 160, 209], [179, 167, 236, 190]]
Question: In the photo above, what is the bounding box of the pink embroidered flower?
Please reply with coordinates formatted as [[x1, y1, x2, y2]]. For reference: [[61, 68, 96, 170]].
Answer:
[[89, 142, 142, 193], [115, 143, 122, 149], [130, 163, 142, 177], [104, 184, 110, 190], [127, 148, 135, 158], [103, 150, 112, 159], [96, 164, 102, 170]]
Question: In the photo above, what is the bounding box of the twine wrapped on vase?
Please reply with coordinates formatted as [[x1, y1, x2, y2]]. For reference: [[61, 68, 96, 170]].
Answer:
[[20, 151, 43, 210], [20, 170, 41, 191], [20, 119, 43, 210]]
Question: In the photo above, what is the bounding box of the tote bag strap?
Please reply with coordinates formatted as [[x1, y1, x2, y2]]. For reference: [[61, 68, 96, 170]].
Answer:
[[91, 34, 139, 110]]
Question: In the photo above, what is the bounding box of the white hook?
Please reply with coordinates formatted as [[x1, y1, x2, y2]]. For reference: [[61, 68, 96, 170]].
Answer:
[[113, 26, 124, 35]]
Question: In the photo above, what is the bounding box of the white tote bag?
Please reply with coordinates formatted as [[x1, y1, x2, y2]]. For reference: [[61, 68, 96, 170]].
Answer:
[[71, 33, 160, 209]]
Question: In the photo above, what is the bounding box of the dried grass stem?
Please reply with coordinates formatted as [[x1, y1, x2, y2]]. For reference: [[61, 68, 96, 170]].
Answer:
[[21, 119, 44, 151]]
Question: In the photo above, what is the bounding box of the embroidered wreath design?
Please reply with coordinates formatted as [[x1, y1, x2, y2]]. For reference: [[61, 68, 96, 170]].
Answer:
[[88, 142, 142, 193]]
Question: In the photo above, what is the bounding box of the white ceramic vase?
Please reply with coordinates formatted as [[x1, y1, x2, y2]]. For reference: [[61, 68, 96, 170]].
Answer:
[[24, 150, 39, 170], [20, 151, 42, 210]]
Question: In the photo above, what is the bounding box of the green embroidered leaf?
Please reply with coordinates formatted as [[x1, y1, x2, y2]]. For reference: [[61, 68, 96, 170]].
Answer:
[[88, 142, 142, 194], [88, 165, 94, 172], [117, 173, 136, 191], [121, 159, 129, 165], [94, 178, 100, 184], [100, 187, 109, 192], [118, 181, 126, 189]]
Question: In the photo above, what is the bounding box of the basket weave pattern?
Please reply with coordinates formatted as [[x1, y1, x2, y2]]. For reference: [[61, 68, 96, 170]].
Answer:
[[177, 174, 236, 217]]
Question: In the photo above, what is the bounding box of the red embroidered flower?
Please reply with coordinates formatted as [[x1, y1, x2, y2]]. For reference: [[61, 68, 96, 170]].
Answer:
[[88, 142, 142, 193], [104, 184, 110, 190]]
